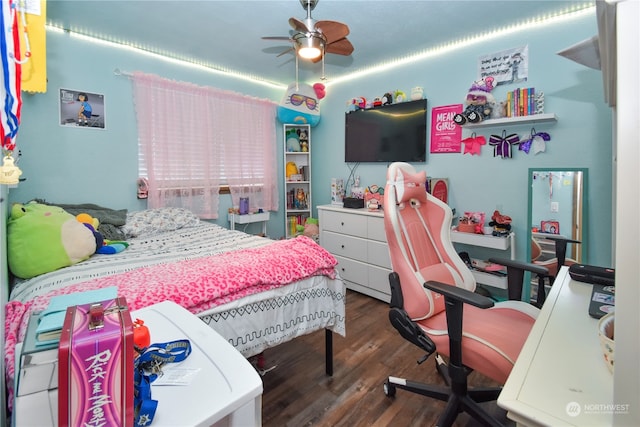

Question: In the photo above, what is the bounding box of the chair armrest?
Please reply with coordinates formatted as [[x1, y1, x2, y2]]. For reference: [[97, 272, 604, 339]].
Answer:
[[488, 257, 549, 301], [540, 235, 581, 267], [488, 257, 549, 276], [424, 280, 495, 309], [542, 234, 581, 245]]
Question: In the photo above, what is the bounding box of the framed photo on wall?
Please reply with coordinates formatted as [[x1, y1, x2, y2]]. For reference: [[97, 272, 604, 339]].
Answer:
[[541, 220, 560, 234], [59, 88, 106, 129]]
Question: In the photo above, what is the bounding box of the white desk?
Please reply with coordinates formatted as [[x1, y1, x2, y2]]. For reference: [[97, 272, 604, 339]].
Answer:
[[498, 267, 614, 426], [228, 212, 270, 235], [133, 301, 263, 427]]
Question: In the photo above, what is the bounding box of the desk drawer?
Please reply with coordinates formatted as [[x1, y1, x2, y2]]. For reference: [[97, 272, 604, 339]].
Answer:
[[322, 231, 368, 262], [321, 210, 367, 238]]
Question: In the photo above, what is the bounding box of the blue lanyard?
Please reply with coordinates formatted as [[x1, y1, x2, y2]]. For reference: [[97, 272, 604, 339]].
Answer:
[[134, 339, 192, 426]]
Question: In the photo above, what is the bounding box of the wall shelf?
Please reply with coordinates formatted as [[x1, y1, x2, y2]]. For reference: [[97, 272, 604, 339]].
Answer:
[[451, 231, 515, 290], [462, 113, 557, 129]]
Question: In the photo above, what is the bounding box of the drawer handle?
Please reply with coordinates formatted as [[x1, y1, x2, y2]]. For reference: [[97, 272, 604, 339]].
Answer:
[[341, 222, 345, 226], [341, 244, 345, 249]]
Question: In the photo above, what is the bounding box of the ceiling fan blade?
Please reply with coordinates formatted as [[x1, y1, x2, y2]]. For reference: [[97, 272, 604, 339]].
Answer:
[[325, 37, 354, 56], [289, 17, 311, 33], [277, 47, 295, 57], [315, 20, 349, 44], [262, 36, 292, 41]]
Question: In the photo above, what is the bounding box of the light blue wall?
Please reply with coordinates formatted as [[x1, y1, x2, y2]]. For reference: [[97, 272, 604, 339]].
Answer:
[[13, 11, 611, 266], [11, 30, 285, 235], [312, 11, 611, 267]]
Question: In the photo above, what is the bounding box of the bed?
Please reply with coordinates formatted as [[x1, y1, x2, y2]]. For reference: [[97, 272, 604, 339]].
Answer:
[[3, 206, 346, 411]]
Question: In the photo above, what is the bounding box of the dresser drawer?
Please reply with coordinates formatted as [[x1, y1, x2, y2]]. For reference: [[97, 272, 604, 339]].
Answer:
[[367, 216, 387, 242], [368, 240, 391, 269], [321, 209, 367, 237], [333, 255, 369, 285], [368, 264, 393, 296], [322, 231, 368, 263]]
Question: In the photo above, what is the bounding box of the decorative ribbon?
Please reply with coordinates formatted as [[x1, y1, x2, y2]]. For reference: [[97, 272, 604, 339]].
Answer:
[[461, 132, 486, 155], [134, 339, 192, 426], [489, 130, 520, 158], [519, 127, 551, 154], [0, 0, 23, 154]]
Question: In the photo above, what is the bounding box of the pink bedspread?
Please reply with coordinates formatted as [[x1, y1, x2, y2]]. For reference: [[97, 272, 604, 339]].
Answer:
[[4, 235, 337, 410]]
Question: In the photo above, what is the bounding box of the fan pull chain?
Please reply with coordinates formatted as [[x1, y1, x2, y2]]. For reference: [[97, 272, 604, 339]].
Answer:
[[295, 53, 299, 91], [321, 45, 326, 80]]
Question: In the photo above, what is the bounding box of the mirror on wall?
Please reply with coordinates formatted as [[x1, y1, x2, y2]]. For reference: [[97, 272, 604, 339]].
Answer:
[[528, 168, 587, 263]]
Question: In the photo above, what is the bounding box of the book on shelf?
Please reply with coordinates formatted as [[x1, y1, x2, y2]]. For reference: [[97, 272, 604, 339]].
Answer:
[[505, 87, 537, 117]]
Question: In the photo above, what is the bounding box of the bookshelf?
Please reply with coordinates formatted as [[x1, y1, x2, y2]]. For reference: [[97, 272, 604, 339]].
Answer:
[[283, 124, 312, 238], [462, 113, 557, 129]]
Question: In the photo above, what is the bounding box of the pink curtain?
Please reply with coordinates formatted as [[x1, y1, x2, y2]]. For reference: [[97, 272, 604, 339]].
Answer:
[[132, 72, 279, 219]]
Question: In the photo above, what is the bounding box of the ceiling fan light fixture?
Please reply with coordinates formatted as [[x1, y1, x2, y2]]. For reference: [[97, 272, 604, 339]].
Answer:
[[296, 34, 324, 59]]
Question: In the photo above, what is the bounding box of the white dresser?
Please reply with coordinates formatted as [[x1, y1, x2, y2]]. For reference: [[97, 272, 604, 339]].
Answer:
[[318, 205, 392, 302]]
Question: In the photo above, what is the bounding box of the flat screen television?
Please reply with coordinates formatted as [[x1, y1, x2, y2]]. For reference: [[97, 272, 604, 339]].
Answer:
[[344, 99, 428, 163]]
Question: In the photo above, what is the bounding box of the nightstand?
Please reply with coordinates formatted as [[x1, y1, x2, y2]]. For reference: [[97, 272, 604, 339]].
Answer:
[[228, 212, 270, 235]]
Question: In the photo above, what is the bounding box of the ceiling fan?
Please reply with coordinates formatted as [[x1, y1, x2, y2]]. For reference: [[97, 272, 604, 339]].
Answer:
[[262, 0, 354, 62]]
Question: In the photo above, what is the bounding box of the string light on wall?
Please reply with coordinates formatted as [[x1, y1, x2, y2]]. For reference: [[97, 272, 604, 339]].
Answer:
[[324, 3, 595, 87], [46, 24, 287, 90]]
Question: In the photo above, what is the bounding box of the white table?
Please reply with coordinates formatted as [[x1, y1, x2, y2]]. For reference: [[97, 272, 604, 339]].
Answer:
[[133, 301, 263, 427], [13, 301, 263, 427], [498, 267, 614, 426], [228, 212, 270, 235]]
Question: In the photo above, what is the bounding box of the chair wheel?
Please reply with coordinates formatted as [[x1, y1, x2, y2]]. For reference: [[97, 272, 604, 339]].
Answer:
[[383, 380, 396, 397]]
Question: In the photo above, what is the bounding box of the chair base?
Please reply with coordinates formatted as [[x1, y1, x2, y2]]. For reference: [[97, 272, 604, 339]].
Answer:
[[384, 375, 507, 427]]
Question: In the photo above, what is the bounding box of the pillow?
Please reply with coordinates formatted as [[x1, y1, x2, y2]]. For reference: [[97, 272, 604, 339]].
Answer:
[[121, 207, 200, 238], [7, 202, 97, 279], [395, 169, 428, 204]]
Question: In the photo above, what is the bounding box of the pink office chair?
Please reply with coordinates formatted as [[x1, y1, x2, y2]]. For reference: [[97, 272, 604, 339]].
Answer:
[[531, 235, 581, 306], [383, 162, 547, 426]]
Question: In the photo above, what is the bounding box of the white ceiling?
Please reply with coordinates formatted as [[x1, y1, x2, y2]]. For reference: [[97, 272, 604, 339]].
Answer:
[[46, 0, 595, 86]]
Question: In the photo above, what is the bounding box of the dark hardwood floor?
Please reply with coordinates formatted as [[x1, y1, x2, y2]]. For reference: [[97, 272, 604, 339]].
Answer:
[[259, 290, 515, 427]]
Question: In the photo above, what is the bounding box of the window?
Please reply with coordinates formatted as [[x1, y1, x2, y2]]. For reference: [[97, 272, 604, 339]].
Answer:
[[132, 72, 278, 219]]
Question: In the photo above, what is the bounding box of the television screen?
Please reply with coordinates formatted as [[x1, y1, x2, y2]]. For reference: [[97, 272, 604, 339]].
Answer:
[[345, 99, 427, 163]]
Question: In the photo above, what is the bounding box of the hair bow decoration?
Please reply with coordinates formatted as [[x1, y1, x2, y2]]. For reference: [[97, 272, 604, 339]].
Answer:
[[461, 132, 487, 155], [489, 130, 520, 158], [519, 128, 551, 154]]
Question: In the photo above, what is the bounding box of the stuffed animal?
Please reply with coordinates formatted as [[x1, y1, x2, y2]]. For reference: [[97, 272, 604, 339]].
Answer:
[[410, 87, 424, 100], [296, 217, 319, 242], [7, 202, 98, 279], [76, 213, 104, 251], [488, 210, 512, 237], [285, 161, 299, 179], [286, 128, 301, 152], [298, 129, 309, 152], [346, 98, 360, 113], [277, 82, 324, 127], [453, 76, 496, 125]]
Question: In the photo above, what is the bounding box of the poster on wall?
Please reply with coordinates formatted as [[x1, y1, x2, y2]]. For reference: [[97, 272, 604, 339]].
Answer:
[[430, 104, 463, 153], [478, 45, 529, 86], [59, 88, 106, 129]]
